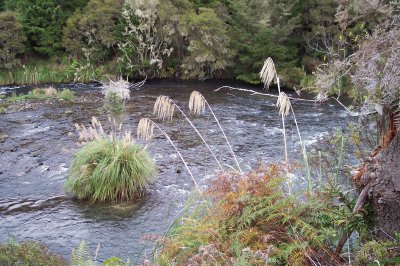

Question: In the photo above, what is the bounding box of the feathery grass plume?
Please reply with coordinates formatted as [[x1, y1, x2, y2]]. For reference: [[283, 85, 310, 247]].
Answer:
[[74, 116, 105, 143], [259, 57, 277, 89], [137, 118, 154, 141], [189, 91, 206, 115], [153, 95, 175, 121], [137, 118, 200, 190], [102, 77, 131, 100], [153, 95, 224, 171], [277, 92, 291, 117], [189, 90, 242, 173]]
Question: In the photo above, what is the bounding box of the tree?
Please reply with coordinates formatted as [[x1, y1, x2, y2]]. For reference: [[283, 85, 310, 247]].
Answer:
[[313, 9, 400, 239], [116, 0, 174, 78], [63, 0, 123, 64], [13, 0, 88, 56], [0, 11, 26, 69], [226, 0, 303, 86], [179, 7, 234, 79]]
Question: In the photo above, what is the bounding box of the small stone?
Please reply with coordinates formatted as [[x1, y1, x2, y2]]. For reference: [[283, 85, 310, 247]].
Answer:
[[0, 133, 9, 143]]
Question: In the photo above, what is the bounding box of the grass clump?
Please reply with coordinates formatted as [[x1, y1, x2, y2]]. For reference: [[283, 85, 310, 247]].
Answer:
[[58, 88, 75, 101], [6, 88, 75, 103], [0, 108, 6, 114], [65, 137, 157, 203], [0, 239, 67, 266]]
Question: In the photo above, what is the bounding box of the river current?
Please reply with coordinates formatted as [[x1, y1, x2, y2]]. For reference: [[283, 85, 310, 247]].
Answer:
[[0, 80, 350, 262]]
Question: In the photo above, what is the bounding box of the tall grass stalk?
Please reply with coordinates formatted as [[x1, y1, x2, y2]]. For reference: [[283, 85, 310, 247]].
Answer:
[[137, 118, 200, 191], [189, 91, 242, 173], [276, 77, 289, 166], [319, 151, 322, 191], [335, 135, 345, 183], [153, 95, 224, 172], [290, 104, 312, 193]]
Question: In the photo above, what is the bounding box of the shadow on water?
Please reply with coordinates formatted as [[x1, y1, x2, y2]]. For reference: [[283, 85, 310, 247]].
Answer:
[[0, 79, 352, 261]]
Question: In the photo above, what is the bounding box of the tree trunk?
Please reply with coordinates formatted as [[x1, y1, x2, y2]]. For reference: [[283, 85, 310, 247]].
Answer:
[[359, 132, 400, 239]]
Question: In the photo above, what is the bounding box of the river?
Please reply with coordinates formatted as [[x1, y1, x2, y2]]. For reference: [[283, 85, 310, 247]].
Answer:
[[0, 80, 351, 262]]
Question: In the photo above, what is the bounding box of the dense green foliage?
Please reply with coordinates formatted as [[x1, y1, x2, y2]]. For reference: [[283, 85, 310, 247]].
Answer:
[[157, 165, 369, 265], [63, 0, 123, 63], [6, 0, 88, 56], [0, 0, 344, 85], [65, 138, 157, 203], [6, 88, 75, 102], [0, 11, 26, 69], [0, 240, 67, 266]]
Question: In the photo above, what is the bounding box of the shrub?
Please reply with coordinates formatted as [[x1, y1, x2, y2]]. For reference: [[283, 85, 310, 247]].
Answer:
[[0, 108, 6, 114], [65, 137, 157, 202], [0, 11, 26, 70], [63, 0, 123, 63], [0, 239, 67, 266], [58, 89, 75, 101], [156, 164, 357, 265]]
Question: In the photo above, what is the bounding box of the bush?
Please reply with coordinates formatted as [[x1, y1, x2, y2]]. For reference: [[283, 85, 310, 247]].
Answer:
[[63, 0, 123, 63], [156, 165, 358, 265], [0, 239, 67, 266], [65, 138, 157, 202], [0, 11, 26, 70], [58, 89, 75, 101], [6, 87, 58, 102]]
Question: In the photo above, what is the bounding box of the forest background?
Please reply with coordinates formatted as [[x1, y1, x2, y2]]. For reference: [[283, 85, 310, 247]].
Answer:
[[0, 0, 396, 93]]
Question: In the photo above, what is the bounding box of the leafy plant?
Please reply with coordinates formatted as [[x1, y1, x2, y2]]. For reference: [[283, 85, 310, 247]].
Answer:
[[71, 241, 96, 266], [58, 89, 75, 101], [65, 137, 157, 203], [156, 164, 355, 265], [0, 11, 26, 70], [0, 239, 67, 266]]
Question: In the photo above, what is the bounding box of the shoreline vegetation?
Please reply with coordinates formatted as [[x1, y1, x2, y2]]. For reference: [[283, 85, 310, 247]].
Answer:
[[1, 0, 399, 265]]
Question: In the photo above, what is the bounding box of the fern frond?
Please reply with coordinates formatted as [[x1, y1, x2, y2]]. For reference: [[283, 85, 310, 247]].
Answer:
[[70, 241, 96, 266]]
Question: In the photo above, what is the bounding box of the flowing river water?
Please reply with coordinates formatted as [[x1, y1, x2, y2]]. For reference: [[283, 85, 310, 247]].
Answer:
[[0, 80, 351, 262]]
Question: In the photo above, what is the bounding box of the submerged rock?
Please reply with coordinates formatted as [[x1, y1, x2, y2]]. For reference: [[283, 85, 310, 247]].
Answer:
[[0, 133, 9, 143]]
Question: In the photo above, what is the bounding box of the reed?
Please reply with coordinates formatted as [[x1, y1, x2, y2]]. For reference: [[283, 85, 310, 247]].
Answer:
[[189, 91, 242, 173], [260, 57, 313, 193], [153, 95, 224, 171], [137, 118, 200, 190]]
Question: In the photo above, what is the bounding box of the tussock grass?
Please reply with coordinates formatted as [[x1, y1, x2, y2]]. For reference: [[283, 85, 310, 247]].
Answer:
[[6, 88, 75, 103], [58, 89, 75, 101], [65, 138, 157, 203]]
